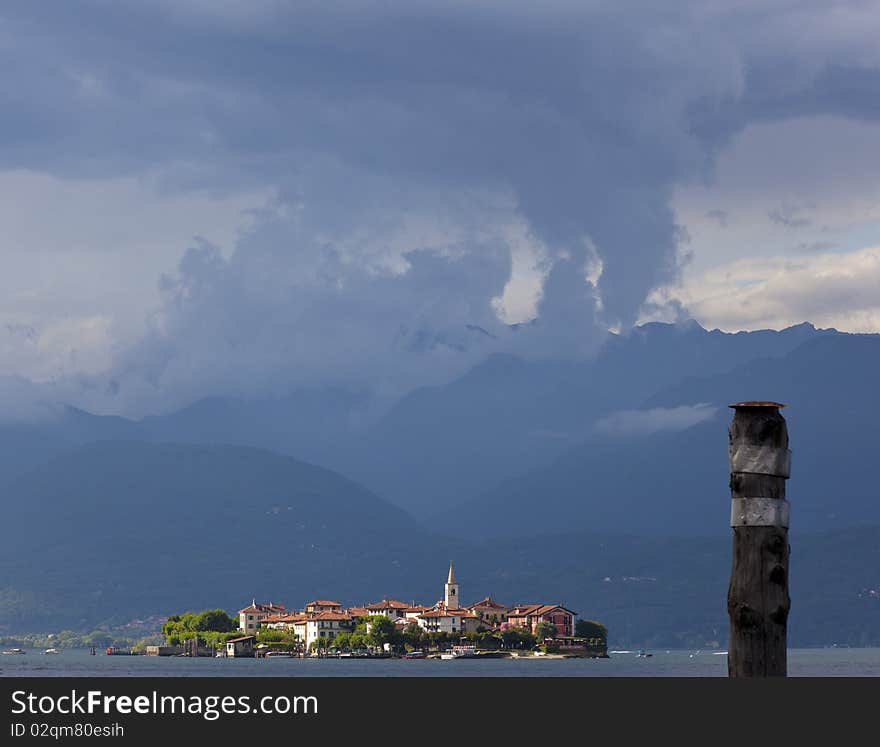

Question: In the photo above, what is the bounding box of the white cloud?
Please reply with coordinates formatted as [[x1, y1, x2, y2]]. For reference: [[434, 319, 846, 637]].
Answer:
[[594, 404, 719, 437], [653, 245, 880, 333], [0, 169, 270, 381]]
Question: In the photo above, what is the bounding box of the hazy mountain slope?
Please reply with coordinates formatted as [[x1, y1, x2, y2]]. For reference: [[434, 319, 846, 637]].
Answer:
[[436, 331, 880, 538], [0, 441, 446, 629], [137, 389, 368, 467], [0, 322, 840, 519], [0, 425, 70, 487], [338, 322, 837, 515], [434, 414, 732, 538], [470, 525, 880, 647]]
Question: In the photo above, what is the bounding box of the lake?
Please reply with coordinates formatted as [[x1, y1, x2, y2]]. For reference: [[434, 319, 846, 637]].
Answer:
[[3, 648, 880, 677]]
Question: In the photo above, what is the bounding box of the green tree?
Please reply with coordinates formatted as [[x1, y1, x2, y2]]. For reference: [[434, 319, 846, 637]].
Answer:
[[310, 636, 330, 653], [366, 615, 397, 649], [333, 632, 352, 651], [192, 609, 236, 632], [402, 621, 423, 650], [162, 609, 237, 644], [500, 626, 536, 650], [256, 628, 287, 644], [575, 619, 608, 641], [535, 621, 557, 642]]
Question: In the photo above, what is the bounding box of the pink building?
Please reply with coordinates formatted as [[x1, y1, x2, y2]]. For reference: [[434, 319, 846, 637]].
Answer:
[[506, 604, 577, 637]]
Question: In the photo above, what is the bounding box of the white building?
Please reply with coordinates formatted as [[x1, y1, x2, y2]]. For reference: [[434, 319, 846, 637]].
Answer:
[[365, 599, 411, 619], [238, 600, 287, 634], [305, 612, 353, 649]]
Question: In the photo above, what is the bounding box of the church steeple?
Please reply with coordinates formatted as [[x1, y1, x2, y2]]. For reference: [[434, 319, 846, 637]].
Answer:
[[444, 561, 459, 610]]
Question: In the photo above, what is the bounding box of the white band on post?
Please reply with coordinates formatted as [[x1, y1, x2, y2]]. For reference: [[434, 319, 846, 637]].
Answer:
[[730, 497, 790, 528]]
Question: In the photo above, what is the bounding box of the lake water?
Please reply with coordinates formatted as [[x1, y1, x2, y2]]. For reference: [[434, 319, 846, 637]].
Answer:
[[3, 648, 880, 677]]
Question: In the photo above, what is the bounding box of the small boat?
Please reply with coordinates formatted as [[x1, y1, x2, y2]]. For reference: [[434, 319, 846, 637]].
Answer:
[[404, 650, 426, 659], [43, 648, 60, 655], [265, 651, 294, 658], [2, 648, 26, 655], [636, 649, 653, 658], [440, 645, 477, 660]]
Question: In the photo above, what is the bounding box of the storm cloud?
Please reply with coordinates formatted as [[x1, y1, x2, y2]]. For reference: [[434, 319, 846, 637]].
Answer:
[[2, 1, 880, 415]]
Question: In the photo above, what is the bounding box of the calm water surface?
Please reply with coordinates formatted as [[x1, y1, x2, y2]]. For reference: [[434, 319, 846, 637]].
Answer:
[[3, 648, 879, 677]]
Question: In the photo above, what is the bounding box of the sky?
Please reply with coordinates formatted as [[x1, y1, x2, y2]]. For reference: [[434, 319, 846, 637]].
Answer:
[[1, 0, 880, 417]]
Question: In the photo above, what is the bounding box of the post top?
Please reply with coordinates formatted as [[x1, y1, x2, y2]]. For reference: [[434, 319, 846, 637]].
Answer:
[[728, 401, 786, 409]]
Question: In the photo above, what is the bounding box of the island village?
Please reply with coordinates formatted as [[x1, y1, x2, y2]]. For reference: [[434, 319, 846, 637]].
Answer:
[[153, 563, 608, 660]]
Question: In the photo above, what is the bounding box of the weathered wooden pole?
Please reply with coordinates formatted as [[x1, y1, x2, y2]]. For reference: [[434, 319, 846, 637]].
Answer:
[[727, 401, 791, 677]]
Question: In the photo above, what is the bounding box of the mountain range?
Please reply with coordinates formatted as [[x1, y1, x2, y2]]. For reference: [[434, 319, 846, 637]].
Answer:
[[1, 320, 879, 645]]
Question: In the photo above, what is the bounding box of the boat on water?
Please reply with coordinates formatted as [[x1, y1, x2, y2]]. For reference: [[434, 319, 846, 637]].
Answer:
[[636, 649, 653, 658], [404, 650, 426, 659], [440, 645, 477, 660], [264, 651, 294, 658], [2, 648, 26, 655], [43, 648, 60, 655]]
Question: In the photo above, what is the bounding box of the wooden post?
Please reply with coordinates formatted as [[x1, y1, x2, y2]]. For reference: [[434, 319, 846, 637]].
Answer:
[[727, 401, 791, 677]]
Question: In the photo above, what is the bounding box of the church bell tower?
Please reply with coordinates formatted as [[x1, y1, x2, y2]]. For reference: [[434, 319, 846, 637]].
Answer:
[[444, 561, 460, 610]]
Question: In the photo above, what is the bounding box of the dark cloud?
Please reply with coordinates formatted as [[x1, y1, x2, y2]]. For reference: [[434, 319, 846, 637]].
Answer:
[[1, 1, 880, 414]]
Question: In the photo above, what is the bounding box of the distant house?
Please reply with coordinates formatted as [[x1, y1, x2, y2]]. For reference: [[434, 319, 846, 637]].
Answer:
[[403, 605, 431, 621], [265, 614, 307, 633], [238, 600, 287, 634], [417, 608, 465, 634], [304, 600, 343, 614], [417, 607, 483, 634], [226, 636, 256, 658], [304, 611, 354, 649], [365, 599, 411, 619], [468, 596, 509, 627], [506, 604, 577, 637]]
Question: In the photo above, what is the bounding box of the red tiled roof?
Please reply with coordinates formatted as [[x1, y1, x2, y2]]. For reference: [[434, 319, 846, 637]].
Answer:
[[309, 611, 354, 621], [346, 607, 370, 617], [508, 604, 577, 617], [366, 599, 410, 610], [419, 608, 478, 619], [267, 614, 307, 624], [238, 601, 288, 614], [306, 600, 342, 607], [469, 596, 508, 610]]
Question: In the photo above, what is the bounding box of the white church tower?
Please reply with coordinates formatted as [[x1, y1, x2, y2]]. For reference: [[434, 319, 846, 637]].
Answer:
[[444, 561, 460, 610]]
